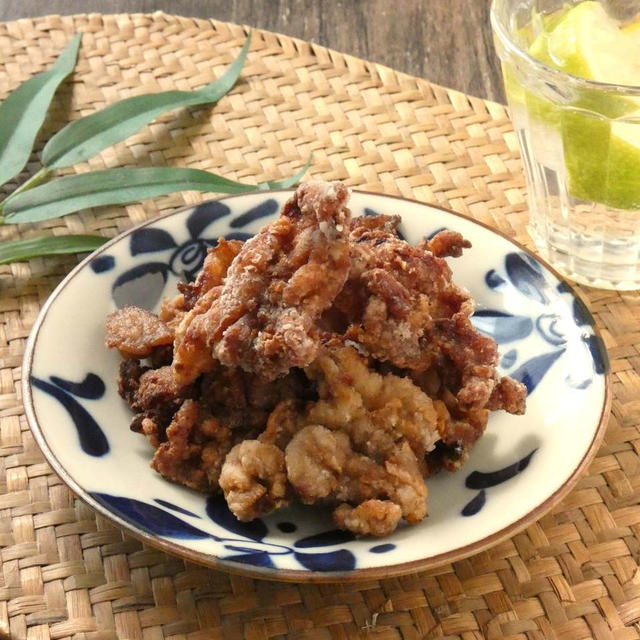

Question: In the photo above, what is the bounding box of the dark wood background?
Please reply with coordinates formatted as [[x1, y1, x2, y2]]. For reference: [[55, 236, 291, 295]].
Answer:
[[0, 0, 506, 102]]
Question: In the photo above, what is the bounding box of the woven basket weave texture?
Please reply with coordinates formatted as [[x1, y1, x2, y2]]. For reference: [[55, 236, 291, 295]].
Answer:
[[0, 12, 639, 640]]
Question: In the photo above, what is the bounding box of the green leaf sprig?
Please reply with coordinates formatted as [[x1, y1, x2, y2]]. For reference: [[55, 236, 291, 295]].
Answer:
[[2, 163, 310, 226], [0, 35, 81, 187], [0, 33, 309, 264], [0, 234, 107, 264]]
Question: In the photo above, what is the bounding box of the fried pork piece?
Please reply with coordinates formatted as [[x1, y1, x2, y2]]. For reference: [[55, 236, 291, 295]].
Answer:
[[337, 215, 522, 419], [134, 365, 184, 428], [198, 364, 314, 431], [171, 239, 245, 378], [146, 399, 233, 492], [284, 425, 350, 502], [261, 340, 441, 463], [178, 239, 243, 310], [426, 229, 472, 258], [219, 440, 289, 520], [173, 181, 352, 384], [335, 440, 427, 525], [235, 341, 439, 533], [349, 213, 402, 234], [158, 294, 187, 332], [117, 346, 307, 436], [121, 363, 305, 480], [116, 350, 307, 493], [108, 181, 528, 539], [172, 286, 224, 389], [303, 341, 441, 463], [429, 313, 500, 410], [106, 306, 173, 358], [486, 376, 527, 414], [425, 400, 490, 473], [413, 361, 527, 474], [336, 215, 473, 371], [117, 359, 148, 409], [333, 501, 402, 537]]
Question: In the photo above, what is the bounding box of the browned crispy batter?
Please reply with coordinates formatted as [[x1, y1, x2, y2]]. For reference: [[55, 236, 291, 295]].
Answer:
[[429, 314, 500, 410], [333, 501, 402, 538], [426, 229, 472, 258], [486, 376, 527, 414], [412, 360, 526, 474], [284, 425, 350, 503], [219, 440, 289, 520], [335, 440, 427, 524], [158, 294, 187, 332], [303, 341, 441, 463], [178, 239, 243, 310], [137, 366, 177, 408], [106, 306, 173, 358], [424, 404, 491, 473], [259, 398, 306, 450], [171, 239, 245, 381], [117, 359, 148, 409], [349, 213, 401, 234], [281, 426, 427, 530], [173, 182, 352, 384], [198, 363, 311, 431], [117, 356, 305, 496], [120, 356, 304, 437], [172, 286, 224, 388], [134, 366, 183, 429], [149, 399, 233, 492], [335, 218, 472, 371]]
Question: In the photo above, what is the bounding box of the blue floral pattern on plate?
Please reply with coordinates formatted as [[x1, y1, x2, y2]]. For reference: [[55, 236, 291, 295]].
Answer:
[[23, 191, 610, 580]]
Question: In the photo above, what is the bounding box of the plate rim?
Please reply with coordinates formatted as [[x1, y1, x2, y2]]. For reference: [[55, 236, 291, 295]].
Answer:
[[21, 188, 612, 583]]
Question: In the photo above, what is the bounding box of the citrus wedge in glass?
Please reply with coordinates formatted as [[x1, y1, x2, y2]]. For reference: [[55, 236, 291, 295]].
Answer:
[[515, 1, 640, 209]]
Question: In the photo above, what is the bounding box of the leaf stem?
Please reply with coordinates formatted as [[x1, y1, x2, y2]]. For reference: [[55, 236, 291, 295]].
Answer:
[[0, 167, 51, 223], [10, 167, 51, 199]]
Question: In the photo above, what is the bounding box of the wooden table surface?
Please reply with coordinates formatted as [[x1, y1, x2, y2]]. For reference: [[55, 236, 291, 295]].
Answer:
[[0, 0, 506, 103]]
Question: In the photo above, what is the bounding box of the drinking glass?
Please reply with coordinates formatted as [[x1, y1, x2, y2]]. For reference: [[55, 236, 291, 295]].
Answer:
[[491, 0, 640, 290]]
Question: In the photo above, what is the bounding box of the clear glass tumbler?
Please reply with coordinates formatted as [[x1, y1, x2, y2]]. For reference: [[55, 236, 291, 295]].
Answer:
[[491, 0, 640, 290]]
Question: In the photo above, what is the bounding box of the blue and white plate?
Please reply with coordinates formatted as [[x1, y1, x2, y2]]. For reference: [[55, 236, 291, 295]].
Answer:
[[22, 190, 611, 582]]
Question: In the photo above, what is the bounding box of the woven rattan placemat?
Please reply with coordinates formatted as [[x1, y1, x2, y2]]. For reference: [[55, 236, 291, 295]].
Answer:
[[0, 12, 638, 640]]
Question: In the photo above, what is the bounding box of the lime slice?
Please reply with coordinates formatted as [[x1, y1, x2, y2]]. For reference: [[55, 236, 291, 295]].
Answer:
[[561, 110, 640, 209], [517, 2, 640, 209], [566, 111, 640, 209], [604, 115, 640, 208], [528, 2, 640, 117], [539, 1, 640, 84], [561, 109, 609, 203]]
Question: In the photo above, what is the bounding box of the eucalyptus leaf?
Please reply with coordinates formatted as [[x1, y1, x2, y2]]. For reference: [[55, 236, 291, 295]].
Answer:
[[0, 234, 105, 264], [42, 34, 251, 170], [4, 163, 309, 223], [0, 34, 81, 188]]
